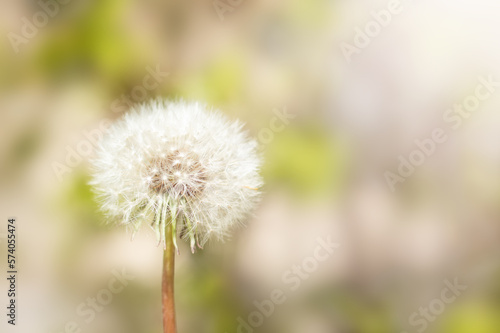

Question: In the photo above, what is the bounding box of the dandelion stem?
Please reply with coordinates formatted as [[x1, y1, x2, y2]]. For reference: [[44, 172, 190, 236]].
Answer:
[[162, 219, 177, 333]]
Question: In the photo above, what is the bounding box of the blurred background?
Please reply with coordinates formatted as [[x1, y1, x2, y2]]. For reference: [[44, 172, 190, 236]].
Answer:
[[1, 0, 500, 332]]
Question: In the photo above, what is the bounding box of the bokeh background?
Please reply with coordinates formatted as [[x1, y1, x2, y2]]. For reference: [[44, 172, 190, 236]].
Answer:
[[2, 0, 500, 332]]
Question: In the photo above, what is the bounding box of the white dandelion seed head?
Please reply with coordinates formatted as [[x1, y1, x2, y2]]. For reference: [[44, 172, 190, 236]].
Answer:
[[90, 99, 263, 249]]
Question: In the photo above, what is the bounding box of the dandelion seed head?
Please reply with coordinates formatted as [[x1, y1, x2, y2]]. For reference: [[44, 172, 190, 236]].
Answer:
[[91, 99, 263, 248]]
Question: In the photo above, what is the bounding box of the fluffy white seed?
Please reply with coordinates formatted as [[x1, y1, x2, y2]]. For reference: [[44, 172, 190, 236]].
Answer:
[[90, 99, 263, 248]]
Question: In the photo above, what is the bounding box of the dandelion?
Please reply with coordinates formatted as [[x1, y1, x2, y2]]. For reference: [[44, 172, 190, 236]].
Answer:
[[90, 99, 263, 333]]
